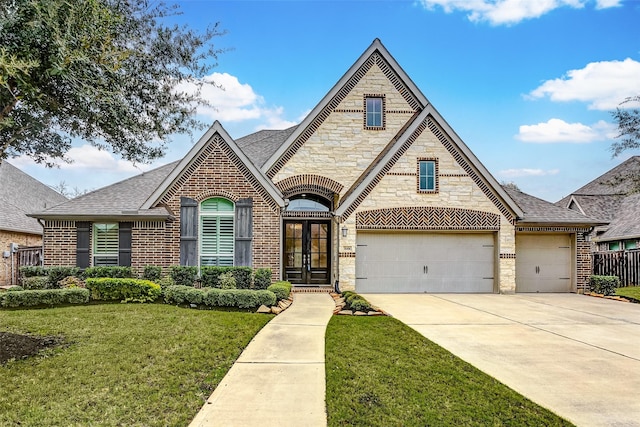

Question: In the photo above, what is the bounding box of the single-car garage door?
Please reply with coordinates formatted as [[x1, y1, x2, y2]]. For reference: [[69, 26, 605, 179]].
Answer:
[[355, 232, 495, 293], [516, 234, 573, 293]]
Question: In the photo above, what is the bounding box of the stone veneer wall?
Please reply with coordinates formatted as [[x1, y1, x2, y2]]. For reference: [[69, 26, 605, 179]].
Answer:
[[0, 231, 42, 286]]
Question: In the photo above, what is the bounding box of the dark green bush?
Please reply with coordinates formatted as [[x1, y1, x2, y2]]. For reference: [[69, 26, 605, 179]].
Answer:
[[267, 281, 292, 301], [164, 285, 275, 308], [7, 286, 23, 292], [0, 288, 90, 308], [85, 278, 161, 303], [589, 275, 621, 296], [21, 276, 51, 290], [142, 265, 162, 282], [83, 266, 132, 279], [170, 266, 198, 287], [46, 267, 81, 287], [349, 297, 372, 312], [253, 268, 272, 290], [19, 266, 47, 278], [200, 267, 253, 289], [231, 267, 253, 289]]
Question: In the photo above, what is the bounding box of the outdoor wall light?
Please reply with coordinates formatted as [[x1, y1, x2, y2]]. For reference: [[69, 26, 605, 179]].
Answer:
[[341, 226, 348, 237]]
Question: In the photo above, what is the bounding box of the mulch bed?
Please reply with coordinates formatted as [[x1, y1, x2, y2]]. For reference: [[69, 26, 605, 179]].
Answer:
[[0, 332, 65, 365]]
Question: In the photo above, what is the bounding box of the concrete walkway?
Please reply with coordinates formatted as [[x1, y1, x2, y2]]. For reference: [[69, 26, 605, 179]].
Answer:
[[189, 293, 334, 427], [363, 293, 640, 427]]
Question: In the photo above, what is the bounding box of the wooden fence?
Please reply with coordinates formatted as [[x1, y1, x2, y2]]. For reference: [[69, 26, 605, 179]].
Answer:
[[13, 245, 43, 285], [592, 249, 640, 287]]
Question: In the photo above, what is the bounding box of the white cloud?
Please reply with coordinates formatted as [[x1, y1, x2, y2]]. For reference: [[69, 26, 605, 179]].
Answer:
[[528, 58, 640, 110], [417, 0, 617, 25], [516, 118, 616, 143], [498, 168, 560, 178], [11, 144, 155, 173], [177, 72, 298, 129]]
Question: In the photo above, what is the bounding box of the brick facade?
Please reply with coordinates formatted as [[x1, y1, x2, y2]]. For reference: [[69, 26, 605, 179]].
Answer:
[[0, 231, 42, 286]]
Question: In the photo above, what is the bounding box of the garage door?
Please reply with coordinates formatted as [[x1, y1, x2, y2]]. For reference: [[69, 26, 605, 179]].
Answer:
[[516, 234, 572, 293], [355, 232, 495, 293]]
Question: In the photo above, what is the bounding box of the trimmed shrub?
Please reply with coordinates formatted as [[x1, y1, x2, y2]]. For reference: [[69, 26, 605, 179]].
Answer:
[[0, 288, 90, 308], [589, 275, 621, 296], [267, 281, 292, 301], [157, 276, 174, 290], [85, 278, 161, 303], [58, 276, 85, 289], [7, 285, 24, 292], [46, 267, 81, 287], [142, 265, 162, 282], [349, 297, 372, 312], [21, 276, 51, 290], [83, 266, 132, 279], [218, 272, 236, 289], [253, 268, 272, 290], [164, 285, 276, 309], [200, 267, 253, 289], [231, 267, 253, 289], [170, 266, 198, 287], [19, 266, 47, 278]]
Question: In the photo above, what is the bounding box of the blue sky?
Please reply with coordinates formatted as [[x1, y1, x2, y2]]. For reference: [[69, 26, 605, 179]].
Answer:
[[12, 0, 640, 202]]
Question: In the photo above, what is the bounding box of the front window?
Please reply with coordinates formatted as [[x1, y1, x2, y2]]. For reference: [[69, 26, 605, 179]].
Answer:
[[365, 96, 384, 129], [93, 223, 118, 266], [200, 198, 234, 266], [418, 159, 437, 192], [286, 194, 331, 212]]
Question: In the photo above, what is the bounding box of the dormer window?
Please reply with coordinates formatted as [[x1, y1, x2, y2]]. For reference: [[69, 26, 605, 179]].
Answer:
[[364, 95, 385, 129]]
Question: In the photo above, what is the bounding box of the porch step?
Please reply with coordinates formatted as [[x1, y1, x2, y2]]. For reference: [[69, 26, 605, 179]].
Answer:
[[292, 285, 334, 293]]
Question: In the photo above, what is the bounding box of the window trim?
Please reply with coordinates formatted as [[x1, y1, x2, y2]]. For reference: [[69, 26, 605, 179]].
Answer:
[[93, 222, 119, 266], [417, 158, 439, 193], [364, 94, 385, 130], [199, 197, 235, 267]]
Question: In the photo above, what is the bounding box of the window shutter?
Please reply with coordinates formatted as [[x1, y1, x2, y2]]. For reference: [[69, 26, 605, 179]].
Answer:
[[235, 198, 253, 266], [180, 197, 198, 266], [118, 222, 132, 267], [76, 221, 91, 268]]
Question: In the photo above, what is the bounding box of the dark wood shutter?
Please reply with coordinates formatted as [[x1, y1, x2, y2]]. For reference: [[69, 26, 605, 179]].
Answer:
[[76, 221, 91, 268], [180, 197, 198, 266], [118, 222, 132, 267], [235, 198, 253, 267]]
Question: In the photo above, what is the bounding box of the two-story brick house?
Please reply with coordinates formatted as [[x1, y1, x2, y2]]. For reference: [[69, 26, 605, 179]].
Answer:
[[30, 39, 601, 293]]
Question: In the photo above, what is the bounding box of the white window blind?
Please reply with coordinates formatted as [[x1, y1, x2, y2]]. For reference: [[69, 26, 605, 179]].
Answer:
[[200, 198, 234, 266]]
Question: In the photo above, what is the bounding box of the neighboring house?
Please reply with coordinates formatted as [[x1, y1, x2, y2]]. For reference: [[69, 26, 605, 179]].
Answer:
[[0, 161, 68, 286], [30, 39, 601, 293], [557, 156, 640, 251]]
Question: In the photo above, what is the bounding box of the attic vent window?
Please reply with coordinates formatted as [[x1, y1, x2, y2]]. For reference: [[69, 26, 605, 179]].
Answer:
[[364, 95, 385, 129]]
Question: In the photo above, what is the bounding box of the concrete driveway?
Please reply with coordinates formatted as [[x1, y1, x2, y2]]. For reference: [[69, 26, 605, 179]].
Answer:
[[363, 293, 640, 427]]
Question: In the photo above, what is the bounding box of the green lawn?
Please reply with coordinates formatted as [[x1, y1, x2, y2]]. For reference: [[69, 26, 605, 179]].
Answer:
[[616, 286, 640, 301], [0, 303, 271, 426], [325, 315, 574, 427]]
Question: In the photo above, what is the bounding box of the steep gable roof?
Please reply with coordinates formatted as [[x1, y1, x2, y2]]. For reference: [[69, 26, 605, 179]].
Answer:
[[0, 161, 67, 234], [562, 156, 640, 198], [595, 193, 640, 241], [30, 161, 178, 220], [236, 126, 297, 168], [261, 38, 522, 221], [504, 187, 603, 226], [142, 121, 285, 210]]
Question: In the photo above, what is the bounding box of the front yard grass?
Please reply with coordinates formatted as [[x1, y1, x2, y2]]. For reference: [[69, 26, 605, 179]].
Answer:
[[616, 286, 640, 302], [0, 303, 271, 426], [326, 315, 573, 426]]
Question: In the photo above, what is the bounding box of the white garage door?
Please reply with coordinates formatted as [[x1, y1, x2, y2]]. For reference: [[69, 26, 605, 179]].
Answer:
[[355, 232, 495, 293], [516, 234, 572, 293]]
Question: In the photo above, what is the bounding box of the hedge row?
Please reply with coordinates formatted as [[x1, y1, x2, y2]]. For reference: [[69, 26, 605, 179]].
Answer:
[[163, 285, 276, 309], [170, 266, 272, 290], [0, 288, 90, 308], [85, 278, 161, 303]]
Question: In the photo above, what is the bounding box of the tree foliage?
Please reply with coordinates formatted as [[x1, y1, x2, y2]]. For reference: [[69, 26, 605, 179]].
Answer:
[[0, 0, 224, 166], [611, 96, 640, 157]]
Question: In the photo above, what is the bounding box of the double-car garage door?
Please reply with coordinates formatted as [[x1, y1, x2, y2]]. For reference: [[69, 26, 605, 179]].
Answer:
[[355, 232, 495, 293]]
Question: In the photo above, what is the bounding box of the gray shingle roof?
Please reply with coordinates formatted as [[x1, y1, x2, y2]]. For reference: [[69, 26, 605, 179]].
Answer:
[[236, 126, 297, 168], [504, 186, 602, 225], [30, 161, 179, 219], [0, 161, 68, 234], [555, 156, 639, 241]]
